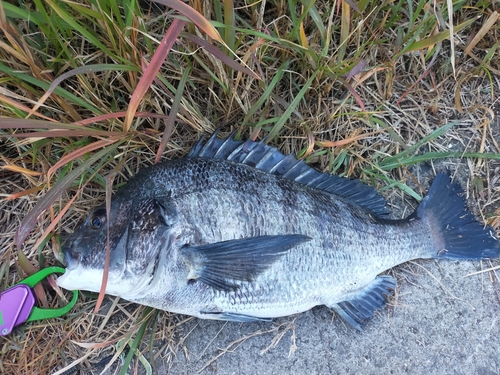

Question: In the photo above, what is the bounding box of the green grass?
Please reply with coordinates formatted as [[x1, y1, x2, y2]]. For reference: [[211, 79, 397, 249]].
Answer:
[[0, 0, 499, 373]]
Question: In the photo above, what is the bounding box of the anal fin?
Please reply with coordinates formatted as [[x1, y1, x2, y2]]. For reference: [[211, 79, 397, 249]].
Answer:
[[329, 275, 396, 331]]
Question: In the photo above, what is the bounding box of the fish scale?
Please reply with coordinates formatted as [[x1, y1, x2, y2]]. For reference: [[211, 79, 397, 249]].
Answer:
[[57, 134, 500, 330]]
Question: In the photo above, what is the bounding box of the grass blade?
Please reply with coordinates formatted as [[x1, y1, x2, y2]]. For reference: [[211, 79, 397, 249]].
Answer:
[[299, 0, 325, 46], [1, 2, 47, 26], [223, 0, 235, 54], [376, 151, 500, 172], [0, 93, 56, 121], [47, 138, 121, 182], [0, 63, 103, 114], [242, 60, 290, 127], [17, 249, 48, 307], [124, 19, 185, 131], [374, 121, 457, 167], [26, 64, 139, 118], [118, 308, 156, 375], [405, 16, 479, 53], [0, 118, 128, 138], [73, 112, 170, 126], [338, 78, 366, 111], [155, 65, 191, 163], [14, 139, 123, 248], [446, 0, 455, 77], [44, 0, 121, 63], [182, 33, 259, 79], [338, 0, 351, 62], [266, 69, 319, 141], [464, 11, 499, 56], [152, 0, 222, 42], [94, 168, 118, 314]]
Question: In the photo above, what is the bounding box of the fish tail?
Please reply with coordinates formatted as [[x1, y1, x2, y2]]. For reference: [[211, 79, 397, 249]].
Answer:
[[416, 172, 499, 260]]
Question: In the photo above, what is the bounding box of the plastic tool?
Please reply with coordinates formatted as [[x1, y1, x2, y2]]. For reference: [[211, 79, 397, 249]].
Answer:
[[0, 266, 78, 336]]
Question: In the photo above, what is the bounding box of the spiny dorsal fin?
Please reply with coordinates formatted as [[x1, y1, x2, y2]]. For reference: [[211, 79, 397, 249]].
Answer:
[[188, 133, 389, 217]]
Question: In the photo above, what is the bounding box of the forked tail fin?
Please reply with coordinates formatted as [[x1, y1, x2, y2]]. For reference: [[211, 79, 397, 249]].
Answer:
[[417, 173, 499, 260]]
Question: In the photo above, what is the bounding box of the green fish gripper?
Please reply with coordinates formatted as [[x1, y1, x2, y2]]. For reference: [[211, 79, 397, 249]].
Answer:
[[15, 266, 78, 322]]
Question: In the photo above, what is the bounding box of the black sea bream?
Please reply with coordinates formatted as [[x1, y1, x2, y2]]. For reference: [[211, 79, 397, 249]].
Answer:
[[57, 134, 500, 329]]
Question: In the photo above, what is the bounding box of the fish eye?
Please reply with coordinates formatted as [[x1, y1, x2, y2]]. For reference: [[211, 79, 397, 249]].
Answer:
[[89, 210, 106, 229]]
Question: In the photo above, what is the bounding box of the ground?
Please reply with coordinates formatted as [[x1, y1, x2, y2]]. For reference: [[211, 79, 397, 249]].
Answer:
[[163, 259, 499, 374]]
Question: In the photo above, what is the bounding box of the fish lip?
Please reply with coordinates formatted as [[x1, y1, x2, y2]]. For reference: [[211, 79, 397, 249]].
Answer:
[[62, 247, 82, 270]]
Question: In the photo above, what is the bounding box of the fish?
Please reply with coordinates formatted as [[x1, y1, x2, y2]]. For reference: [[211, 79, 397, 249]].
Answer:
[[56, 133, 500, 330]]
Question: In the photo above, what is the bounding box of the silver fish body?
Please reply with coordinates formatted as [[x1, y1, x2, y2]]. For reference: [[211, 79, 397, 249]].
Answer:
[[57, 134, 500, 329]]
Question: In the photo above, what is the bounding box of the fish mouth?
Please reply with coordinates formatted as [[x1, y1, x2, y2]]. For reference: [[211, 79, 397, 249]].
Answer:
[[63, 247, 82, 270]]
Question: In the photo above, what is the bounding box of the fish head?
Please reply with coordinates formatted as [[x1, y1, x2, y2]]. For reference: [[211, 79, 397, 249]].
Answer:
[[57, 196, 176, 298]]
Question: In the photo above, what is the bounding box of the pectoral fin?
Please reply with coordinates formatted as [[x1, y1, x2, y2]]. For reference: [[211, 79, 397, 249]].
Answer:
[[182, 234, 311, 291]]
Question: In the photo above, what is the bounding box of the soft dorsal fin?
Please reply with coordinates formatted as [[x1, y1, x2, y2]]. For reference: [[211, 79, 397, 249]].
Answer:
[[188, 133, 389, 217]]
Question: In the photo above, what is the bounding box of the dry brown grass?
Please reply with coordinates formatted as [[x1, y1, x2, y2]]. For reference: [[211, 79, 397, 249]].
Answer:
[[1, 1, 499, 374]]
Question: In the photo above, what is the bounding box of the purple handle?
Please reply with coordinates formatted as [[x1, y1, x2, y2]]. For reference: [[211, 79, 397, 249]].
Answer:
[[0, 285, 35, 336]]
